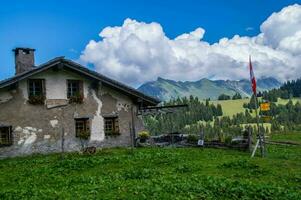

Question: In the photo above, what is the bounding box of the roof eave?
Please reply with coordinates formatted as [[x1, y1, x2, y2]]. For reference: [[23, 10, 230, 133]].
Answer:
[[0, 57, 160, 106], [62, 60, 160, 105]]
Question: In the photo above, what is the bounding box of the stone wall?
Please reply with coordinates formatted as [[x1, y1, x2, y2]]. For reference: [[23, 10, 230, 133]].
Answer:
[[0, 68, 144, 158]]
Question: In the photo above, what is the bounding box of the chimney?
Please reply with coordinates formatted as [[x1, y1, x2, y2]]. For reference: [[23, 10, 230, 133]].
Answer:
[[13, 47, 35, 75]]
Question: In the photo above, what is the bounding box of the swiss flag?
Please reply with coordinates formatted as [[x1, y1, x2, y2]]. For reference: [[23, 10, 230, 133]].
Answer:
[[249, 56, 257, 95]]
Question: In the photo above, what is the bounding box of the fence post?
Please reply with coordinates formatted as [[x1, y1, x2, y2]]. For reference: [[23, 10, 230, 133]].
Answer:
[[248, 126, 252, 152]]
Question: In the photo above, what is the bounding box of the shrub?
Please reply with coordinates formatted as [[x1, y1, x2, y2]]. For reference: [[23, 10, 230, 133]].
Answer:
[[224, 136, 232, 145], [187, 134, 199, 144], [138, 131, 150, 139]]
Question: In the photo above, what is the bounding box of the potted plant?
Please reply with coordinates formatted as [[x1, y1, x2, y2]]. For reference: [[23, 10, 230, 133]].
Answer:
[[105, 131, 120, 137], [69, 92, 84, 104], [78, 130, 90, 140], [28, 95, 45, 105], [138, 131, 150, 143]]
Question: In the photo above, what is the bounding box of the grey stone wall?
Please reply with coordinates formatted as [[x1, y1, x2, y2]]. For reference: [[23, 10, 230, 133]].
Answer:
[[0, 79, 144, 158]]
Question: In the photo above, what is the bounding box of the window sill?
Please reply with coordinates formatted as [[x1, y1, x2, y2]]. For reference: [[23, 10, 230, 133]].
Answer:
[[105, 132, 121, 137]]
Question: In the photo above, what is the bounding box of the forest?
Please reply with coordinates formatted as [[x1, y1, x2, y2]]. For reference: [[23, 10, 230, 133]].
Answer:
[[261, 78, 301, 102], [143, 78, 301, 142]]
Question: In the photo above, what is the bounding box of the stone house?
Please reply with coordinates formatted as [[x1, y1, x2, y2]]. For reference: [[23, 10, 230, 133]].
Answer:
[[0, 48, 159, 157]]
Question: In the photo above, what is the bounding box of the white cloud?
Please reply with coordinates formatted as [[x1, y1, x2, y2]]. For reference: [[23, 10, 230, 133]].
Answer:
[[260, 4, 301, 50], [80, 4, 301, 86]]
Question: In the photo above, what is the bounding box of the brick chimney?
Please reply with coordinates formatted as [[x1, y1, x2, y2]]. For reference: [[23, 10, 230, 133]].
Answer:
[[13, 48, 35, 75]]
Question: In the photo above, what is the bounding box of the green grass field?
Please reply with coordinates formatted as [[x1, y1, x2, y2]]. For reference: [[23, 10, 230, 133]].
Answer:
[[0, 133, 300, 199], [210, 98, 250, 117], [210, 97, 301, 117], [276, 97, 301, 105]]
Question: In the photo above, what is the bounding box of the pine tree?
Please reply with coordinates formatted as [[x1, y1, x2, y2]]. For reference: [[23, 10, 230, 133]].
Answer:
[[232, 93, 242, 100]]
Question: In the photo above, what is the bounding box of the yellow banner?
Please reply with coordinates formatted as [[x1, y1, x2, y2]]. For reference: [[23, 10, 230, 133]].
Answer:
[[260, 102, 270, 111]]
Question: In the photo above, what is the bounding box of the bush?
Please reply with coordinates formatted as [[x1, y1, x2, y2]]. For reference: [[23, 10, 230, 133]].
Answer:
[[224, 136, 232, 145], [138, 131, 150, 139], [187, 134, 199, 144]]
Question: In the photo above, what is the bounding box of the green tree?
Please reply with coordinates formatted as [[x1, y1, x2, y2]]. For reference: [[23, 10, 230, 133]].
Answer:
[[232, 93, 242, 100], [218, 94, 231, 100]]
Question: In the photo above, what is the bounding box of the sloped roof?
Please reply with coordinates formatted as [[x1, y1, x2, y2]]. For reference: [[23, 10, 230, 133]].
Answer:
[[0, 57, 160, 106]]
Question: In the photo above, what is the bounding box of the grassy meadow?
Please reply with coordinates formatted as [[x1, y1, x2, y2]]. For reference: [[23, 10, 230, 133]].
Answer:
[[210, 98, 250, 117], [0, 133, 300, 200], [210, 97, 301, 117]]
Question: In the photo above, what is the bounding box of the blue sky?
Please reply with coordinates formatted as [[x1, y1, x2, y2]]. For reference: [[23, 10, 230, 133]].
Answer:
[[1, 0, 301, 85]]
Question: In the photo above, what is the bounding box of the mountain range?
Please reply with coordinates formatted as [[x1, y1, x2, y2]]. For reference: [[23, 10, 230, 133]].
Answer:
[[137, 77, 281, 101]]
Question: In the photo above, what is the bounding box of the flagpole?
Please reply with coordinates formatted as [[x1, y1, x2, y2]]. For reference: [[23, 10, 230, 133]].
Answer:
[[254, 93, 264, 157], [249, 56, 265, 157]]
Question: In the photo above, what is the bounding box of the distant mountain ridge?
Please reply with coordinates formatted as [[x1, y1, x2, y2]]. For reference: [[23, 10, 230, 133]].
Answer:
[[138, 77, 282, 101]]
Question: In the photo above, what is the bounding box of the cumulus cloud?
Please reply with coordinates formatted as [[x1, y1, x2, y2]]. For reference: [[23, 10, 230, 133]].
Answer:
[[80, 4, 301, 86]]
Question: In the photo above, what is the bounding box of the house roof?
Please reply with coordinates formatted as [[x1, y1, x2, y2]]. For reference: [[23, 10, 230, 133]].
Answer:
[[0, 57, 160, 106]]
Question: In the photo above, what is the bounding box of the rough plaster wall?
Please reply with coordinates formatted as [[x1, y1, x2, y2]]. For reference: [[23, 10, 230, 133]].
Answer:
[[0, 90, 13, 104], [0, 88, 97, 157], [100, 86, 146, 140], [50, 119, 58, 128], [0, 68, 96, 157], [133, 106, 146, 134], [90, 90, 104, 142], [19, 69, 90, 100], [100, 86, 132, 112], [98, 85, 136, 147], [15, 126, 38, 154], [0, 68, 146, 158]]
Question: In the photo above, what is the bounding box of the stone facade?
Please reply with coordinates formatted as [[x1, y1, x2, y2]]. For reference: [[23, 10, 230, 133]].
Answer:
[[0, 67, 147, 158]]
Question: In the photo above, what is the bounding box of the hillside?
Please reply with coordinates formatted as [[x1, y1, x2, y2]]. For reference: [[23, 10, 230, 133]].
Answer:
[[210, 97, 301, 117], [138, 77, 281, 101]]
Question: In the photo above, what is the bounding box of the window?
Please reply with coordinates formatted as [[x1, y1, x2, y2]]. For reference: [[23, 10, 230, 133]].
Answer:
[[67, 80, 83, 103], [0, 126, 12, 146], [104, 117, 119, 136], [75, 118, 90, 138], [67, 80, 83, 98], [28, 79, 45, 97], [28, 79, 45, 104]]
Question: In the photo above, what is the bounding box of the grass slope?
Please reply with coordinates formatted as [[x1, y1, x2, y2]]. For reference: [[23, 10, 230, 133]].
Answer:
[[0, 133, 301, 199], [210, 98, 250, 117], [210, 98, 301, 117]]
